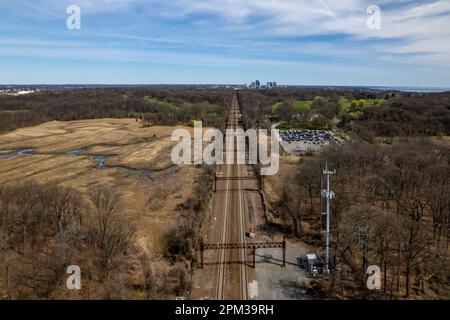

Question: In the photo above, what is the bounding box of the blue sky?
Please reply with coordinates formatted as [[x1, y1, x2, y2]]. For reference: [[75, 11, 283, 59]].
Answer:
[[0, 0, 449, 86]]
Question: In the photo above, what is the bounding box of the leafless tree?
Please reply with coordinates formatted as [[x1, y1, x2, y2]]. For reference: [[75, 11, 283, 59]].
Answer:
[[47, 186, 83, 234], [398, 215, 432, 298], [373, 212, 399, 295], [89, 186, 120, 244], [340, 205, 381, 295], [426, 164, 450, 255], [88, 186, 135, 276]]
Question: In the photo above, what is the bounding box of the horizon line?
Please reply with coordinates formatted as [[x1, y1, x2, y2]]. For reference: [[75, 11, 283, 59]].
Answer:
[[1, 83, 449, 89]]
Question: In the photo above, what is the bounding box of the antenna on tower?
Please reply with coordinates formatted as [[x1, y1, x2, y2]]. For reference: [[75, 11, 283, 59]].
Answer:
[[321, 162, 335, 274]]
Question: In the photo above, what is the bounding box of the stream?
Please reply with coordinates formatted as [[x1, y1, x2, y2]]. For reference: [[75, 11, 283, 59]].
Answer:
[[0, 147, 176, 174]]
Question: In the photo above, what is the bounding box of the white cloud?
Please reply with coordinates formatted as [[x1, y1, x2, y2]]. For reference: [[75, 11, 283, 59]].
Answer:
[[169, 0, 450, 64], [11, 1, 450, 42], [3, 0, 450, 67]]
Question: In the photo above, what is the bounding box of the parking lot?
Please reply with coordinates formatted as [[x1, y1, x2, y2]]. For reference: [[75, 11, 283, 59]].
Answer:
[[278, 129, 342, 155]]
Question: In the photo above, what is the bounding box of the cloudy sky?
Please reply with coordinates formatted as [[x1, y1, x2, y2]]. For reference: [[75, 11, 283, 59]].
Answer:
[[0, 0, 449, 86]]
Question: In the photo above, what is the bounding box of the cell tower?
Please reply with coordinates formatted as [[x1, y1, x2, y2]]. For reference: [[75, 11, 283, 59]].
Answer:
[[321, 163, 335, 274]]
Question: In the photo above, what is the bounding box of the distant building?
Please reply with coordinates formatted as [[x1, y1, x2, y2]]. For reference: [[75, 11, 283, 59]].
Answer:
[[248, 80, 277, 89], [3, 89, 35, 96], [17, 90, 35, 95], [248, 80, 260, 89]]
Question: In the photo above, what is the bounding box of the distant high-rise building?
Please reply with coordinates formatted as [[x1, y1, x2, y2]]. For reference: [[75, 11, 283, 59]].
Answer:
[[248, 80, 261, 89], [248, 80, 276, 89]]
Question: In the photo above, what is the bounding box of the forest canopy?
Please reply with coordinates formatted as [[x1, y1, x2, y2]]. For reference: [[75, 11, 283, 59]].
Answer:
[[0, 88, 232, 132]]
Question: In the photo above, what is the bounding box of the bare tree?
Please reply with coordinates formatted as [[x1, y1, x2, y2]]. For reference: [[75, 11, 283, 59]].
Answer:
[[50, 186, 82, 234], [340, 204, 381, 296], [426, 165, 450, 255], [398, 215, 431, 298], [89, 186, 120, 245], [374, 212, 399, 295], [0, 186, 13, 250], [88, 186, 135, 276]]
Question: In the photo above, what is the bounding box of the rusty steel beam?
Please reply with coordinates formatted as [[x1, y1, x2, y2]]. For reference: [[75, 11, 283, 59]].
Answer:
[[216, 176, 257, 181], [199, 236, 286, 268], [203, 242, 284, 250]]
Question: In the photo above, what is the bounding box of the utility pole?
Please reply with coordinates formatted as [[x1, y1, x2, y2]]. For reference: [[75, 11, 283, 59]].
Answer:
[[321, 163, 335, 274]]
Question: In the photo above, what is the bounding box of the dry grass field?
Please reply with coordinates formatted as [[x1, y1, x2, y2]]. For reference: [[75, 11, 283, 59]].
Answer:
[[0, 118, 202, 255]]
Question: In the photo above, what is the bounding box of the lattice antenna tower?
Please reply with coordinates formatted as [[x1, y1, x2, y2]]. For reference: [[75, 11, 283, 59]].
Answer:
[[321, 162, 335, 274]]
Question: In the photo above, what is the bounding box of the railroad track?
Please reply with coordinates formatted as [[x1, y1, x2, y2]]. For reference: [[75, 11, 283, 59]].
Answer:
[[215, 162, 230, 300], [214, 90, 249, 300], [237, 163, 249, 300]]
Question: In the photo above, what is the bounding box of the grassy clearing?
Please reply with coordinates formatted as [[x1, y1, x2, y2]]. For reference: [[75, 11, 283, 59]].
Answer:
[[294, 100, 312, 111], [339, 97, 385, 112], [338, 97, 352, 110], [132, 97, 223, 127], [144, 96, 178, 110], [338, 97, 386, 120], [293, 100, 312, 111], [272, 102, 283, 113], [275, 122, 292, 130], [293, 97, 327, 111]]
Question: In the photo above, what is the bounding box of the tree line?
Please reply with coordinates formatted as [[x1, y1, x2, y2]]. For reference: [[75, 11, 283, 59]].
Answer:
[[162, 165, 214, 296], [0, 182, 146, 299], [343, 94, 450, 139], [0, 88, 232, 132], [239, 89, 450, 138]]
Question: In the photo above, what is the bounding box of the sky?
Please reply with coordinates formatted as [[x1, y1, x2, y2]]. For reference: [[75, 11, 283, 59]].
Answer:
[[0, 0, 449, 86]]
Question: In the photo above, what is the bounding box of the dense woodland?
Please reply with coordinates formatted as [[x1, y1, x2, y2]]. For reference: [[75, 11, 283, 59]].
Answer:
[[0, 88, 231, 132], [239, 89, 450, 138], [0, 165, 213, 299], [272, 140, 450, 299], [0, 183, 144, 299], [346, 95, 450, 139], [2, 87, 449, 138]]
